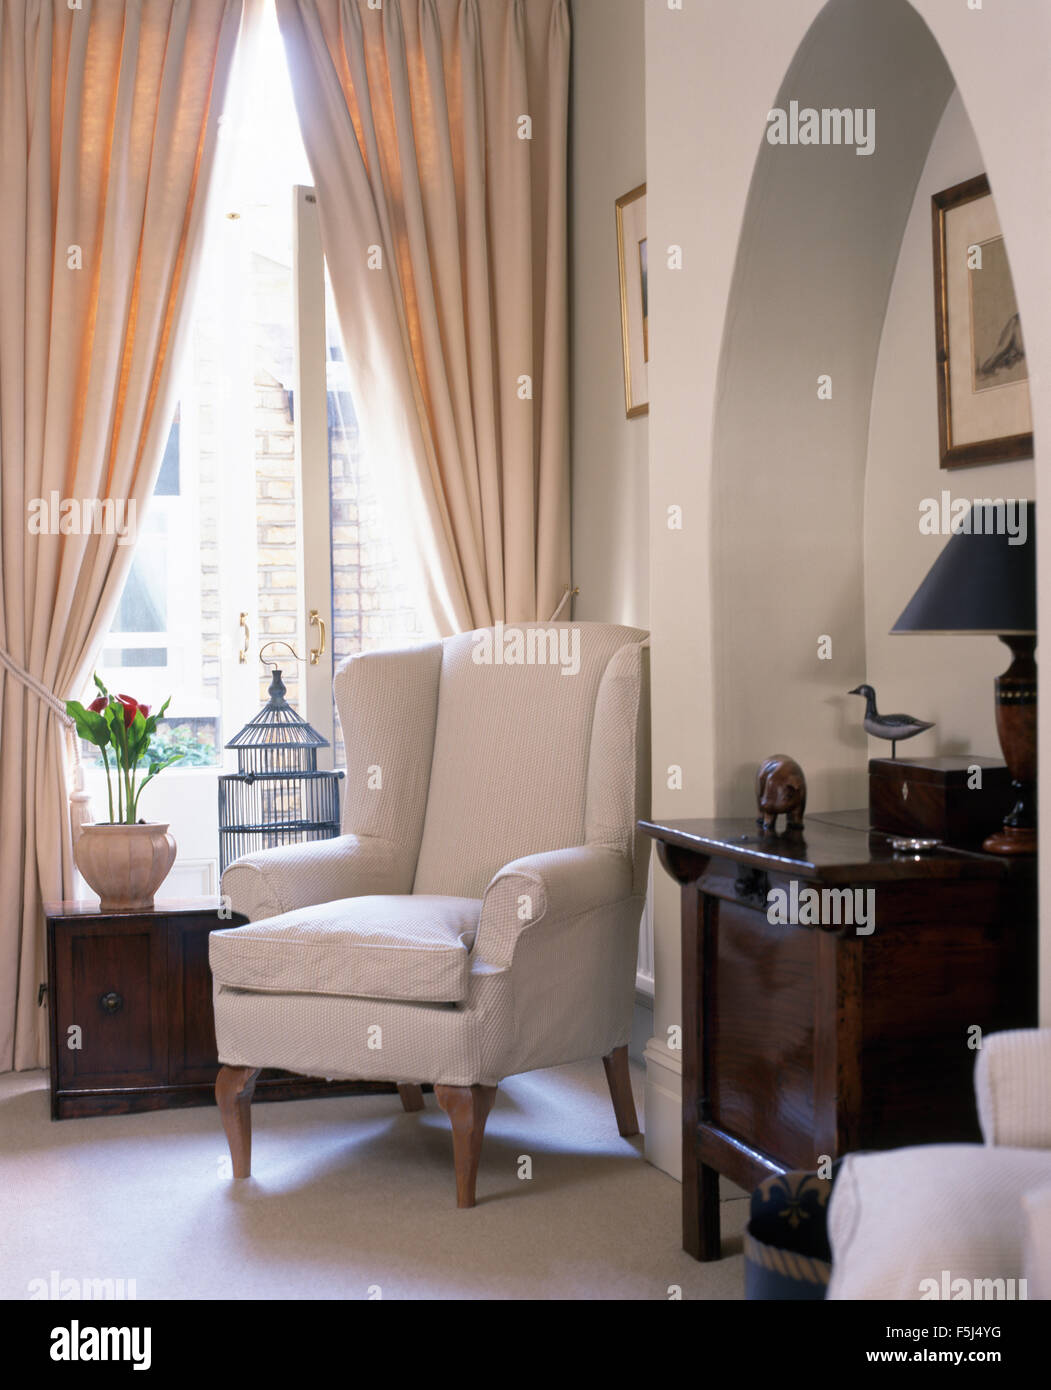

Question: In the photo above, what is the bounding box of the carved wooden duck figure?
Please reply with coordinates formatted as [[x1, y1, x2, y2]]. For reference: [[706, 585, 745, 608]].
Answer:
[[848, 684, 934, 759]]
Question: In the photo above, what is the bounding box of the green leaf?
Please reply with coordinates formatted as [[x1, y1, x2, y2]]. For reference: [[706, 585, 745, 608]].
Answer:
[[143, 696, 172, 739], [125, 708, 150, 767], [102, 701, 131, 775], [65, 700, 110, 749], [102, 701, 122, 742], [93, 673, 109, 696], [133, 752, 183, 809], [149, 752, 183, 776]]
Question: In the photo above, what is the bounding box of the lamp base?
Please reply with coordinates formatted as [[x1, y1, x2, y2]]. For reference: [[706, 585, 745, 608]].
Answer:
[[982, 635, 1037, 858], [982, 823, 1037, 856]]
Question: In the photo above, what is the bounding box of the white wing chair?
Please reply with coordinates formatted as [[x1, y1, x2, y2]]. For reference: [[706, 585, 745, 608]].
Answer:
[[209, 622, 650, 1207]]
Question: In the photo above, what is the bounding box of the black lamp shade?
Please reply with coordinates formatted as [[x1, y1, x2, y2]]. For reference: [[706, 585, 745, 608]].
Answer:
[[892, 502, 1035, 636]]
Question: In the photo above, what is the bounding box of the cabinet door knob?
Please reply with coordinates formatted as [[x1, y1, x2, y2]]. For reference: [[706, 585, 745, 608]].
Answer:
[[99, 991, 123, 1015]]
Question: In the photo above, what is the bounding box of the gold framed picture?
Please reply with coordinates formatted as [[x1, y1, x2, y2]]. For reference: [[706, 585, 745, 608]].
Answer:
[[616, 183, 648, 419], [931, 174, 1033, 469]]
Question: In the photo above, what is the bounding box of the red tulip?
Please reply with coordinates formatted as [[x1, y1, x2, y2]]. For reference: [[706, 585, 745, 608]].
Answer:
[[88, 696, 107, 713]]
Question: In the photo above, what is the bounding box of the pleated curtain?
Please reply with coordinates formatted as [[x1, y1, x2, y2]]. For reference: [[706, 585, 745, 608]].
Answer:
[[275, 0, 572, 633], [0, 0, 246, 1070]]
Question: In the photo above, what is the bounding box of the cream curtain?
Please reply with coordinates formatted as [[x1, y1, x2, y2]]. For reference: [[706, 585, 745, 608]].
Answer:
[[0, 0, 246, 1070], [276, 0, 572, 633]]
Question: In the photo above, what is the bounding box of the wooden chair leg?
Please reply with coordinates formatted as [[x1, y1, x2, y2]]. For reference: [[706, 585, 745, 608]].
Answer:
[[602, 1045, 640, 1137], [435, 1083, 497, 1208], [397, 1084, 425, 1113], [216, 1065, 260, 1178]]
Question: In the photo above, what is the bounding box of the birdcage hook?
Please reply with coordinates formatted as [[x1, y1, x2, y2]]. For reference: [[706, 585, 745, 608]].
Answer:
[[259, 640, 305, 669]]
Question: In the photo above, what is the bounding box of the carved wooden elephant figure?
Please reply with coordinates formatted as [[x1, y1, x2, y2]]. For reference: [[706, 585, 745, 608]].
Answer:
[[755, 754, 807, 835]]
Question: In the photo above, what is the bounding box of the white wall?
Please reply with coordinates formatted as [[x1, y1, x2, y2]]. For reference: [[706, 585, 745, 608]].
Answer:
[[711, 0, 953, 819], [643, 0, 1051, 1178], [864, 89, 1036, 753], [570, 0, 649, 629]]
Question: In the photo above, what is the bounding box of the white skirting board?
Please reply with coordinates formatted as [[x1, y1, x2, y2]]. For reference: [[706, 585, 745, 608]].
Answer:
[[634, 859, 683, 1178], [643, 1034, 682, 1181]]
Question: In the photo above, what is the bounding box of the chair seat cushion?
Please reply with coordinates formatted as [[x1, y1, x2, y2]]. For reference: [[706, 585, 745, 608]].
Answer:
[[209, 895, 481, 1003]]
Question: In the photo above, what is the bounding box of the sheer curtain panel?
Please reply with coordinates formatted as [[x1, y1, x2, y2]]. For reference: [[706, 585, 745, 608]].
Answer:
[[276, 0, 572, 633]]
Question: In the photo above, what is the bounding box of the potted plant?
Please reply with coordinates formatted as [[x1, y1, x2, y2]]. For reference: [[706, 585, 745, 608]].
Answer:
[[66, 676, 184, 910]]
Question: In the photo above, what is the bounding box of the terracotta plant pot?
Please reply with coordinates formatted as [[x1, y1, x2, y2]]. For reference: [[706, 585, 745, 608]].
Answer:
[[74, 823, 177, 911]]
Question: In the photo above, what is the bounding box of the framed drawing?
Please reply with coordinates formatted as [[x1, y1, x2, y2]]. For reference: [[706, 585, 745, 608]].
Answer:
[[931, 174, 1033, 469], [616, 183, 648, 418]]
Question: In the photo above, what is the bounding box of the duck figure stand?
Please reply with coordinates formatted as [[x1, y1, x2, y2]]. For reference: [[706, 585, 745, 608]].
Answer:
[[848, 685, 934, 759]]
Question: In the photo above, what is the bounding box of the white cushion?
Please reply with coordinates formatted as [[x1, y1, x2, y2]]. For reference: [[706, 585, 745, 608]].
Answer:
[[333, 641, 443, 870], [412, 624, 647, 898], [209, 895, 480, 1004], [828, 1145, 1051, 1300], [212, 966, 511, 1088]]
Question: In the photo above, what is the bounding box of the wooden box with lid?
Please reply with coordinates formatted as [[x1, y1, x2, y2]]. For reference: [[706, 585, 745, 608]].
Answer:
[[869, 755, 1015, 848]]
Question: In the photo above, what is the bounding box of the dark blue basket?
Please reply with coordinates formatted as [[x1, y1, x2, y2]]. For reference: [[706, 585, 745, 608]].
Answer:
[[744, 1167, 841, 1300]]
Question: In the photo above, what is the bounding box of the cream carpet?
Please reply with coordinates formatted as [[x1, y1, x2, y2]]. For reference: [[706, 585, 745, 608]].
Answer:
[[0, 1059, 747, 1300]]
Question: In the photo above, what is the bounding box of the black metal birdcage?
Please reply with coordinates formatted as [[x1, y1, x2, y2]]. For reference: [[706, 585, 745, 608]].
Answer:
[[218, 667, 343, 875]]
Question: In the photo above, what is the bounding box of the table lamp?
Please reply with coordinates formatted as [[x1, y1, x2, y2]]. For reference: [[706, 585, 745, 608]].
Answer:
[[891, 500, 1036, 855]]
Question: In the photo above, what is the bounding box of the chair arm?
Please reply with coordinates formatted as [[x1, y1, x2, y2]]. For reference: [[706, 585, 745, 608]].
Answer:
[[1023, 1183, 1051, 1299], [473, 845, 633, 969], [975, 1028, 1051, 1148], [221, 834, 407, 922]]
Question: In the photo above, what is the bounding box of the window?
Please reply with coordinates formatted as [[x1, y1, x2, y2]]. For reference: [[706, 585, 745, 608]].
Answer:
[[81, 1, 430, 885]]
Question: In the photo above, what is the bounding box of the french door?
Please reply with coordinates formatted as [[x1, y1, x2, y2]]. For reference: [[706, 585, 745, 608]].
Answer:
[[86, 183, 427, 894]]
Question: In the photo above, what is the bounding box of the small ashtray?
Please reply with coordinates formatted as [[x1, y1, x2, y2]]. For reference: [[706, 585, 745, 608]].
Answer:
[[889, 836, 942, 853]]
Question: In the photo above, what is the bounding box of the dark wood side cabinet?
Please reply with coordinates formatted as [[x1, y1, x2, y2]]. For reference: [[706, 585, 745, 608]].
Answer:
[[46, 899, 406, 1119], [641, 811, 1037, 1262]]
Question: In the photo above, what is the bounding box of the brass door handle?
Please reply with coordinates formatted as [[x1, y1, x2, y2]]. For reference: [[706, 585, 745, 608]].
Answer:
[[238, 612, 250, 665], [309, 609, 326, 666]]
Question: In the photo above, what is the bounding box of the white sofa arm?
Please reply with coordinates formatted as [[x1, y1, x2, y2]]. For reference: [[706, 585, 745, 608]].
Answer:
[[473, 845, 633, 969], [975, 1028, 1051, 1149], [1023, 1183, 1051, 1300], [221, 834, 407, 922]]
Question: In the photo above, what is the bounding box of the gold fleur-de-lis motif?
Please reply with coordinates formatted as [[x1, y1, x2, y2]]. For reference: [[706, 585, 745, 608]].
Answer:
[[778, 1196, 810, 1230]]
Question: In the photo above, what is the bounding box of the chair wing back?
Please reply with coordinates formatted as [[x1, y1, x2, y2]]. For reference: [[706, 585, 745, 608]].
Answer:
[[412, 623, 649, 899], [334, 641, 443, 885], [585, 638, 651, 899]]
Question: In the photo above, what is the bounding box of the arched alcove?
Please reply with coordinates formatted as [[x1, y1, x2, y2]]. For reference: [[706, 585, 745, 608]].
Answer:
[[710, 0, 965, 816], [642, 0, 1050, 1175]]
